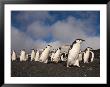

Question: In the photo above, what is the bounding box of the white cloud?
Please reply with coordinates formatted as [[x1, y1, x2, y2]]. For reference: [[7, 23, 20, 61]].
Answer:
[[11, 27, 63, 52], [27, 21, 49, 39], [82, 37, 100, 50], [11, 14, 100, 51], [49, 41, 62, 49], [51, 17, 86, 43], [51, 16, 100, 50], [16, 11, 52, 23], [11, 27, 35, 52]]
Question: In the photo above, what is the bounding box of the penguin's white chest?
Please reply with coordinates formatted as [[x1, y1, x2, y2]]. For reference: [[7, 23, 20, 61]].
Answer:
[[12, 52, 16, 60], [84, 51, 90, 59], [78, 53, 82, 61], [51, 53, 55, 61], [83, 50, 92, 63], [31, 51, 35, 59], [20, 51, 26, 61], [40, 49, 50, 61], [21, 51, 25, 58], [35, 52, 40, 61], [51, 53, 54, 58], [54, 50, 60, 57], [68, 44, 80, 60], [53, 50, 60, 61], [26, 54, 28, 60], [42, 49, 49, 57], [36, 52, 39, 58], [12, 52, 16, 57]]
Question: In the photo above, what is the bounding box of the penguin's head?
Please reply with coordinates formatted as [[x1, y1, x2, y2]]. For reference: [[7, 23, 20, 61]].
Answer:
[[23, 49, 25, 51], [31, 49, 35, 52], [76, 39, 85, 43], [87, 47, 93, 50], [47, 45, 52, 49], [59, 47, 61, 50], [47, 45, 52, 47], [51, 51, 53, 53]]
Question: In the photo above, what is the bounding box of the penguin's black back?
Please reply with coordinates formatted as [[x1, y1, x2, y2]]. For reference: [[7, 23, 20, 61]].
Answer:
[[88, 51, 92, 62], [84, 48, 88, 52], [67, 40, 77, 55], [61, 53, 65, 58], [70, 41, 77, 49]]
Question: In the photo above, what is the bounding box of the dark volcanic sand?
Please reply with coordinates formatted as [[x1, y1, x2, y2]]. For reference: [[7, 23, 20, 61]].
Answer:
[[11, 58, 100, 77]]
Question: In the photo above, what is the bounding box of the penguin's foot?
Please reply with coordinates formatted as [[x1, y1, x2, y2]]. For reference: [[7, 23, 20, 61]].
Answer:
[[91, 59, 93, 62], [67, 65, 71, 68], [43, 59, 48, 63], [39, 59, 42, 62], [53, 61, 58, 63], [35, 60, 38, 61], [44, 61, 48, 63], [77, 65, 80, 67], [86, 61, 89, 63], [67, 65, 69, 67]]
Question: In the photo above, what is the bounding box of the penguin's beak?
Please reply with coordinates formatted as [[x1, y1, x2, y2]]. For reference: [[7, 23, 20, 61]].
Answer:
[[50, 46, 52, 47], [91, 48, 93, 50], [48, 45, 52, 47], [82, 40, 85, 41]]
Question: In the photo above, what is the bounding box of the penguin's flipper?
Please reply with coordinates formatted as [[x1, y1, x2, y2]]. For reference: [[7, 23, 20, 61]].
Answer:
[[90, 51, 94, 62], [82, 52, 85, 63]]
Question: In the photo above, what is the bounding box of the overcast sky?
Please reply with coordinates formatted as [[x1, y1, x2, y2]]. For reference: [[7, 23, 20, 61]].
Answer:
[[11, 11, 100, 51]]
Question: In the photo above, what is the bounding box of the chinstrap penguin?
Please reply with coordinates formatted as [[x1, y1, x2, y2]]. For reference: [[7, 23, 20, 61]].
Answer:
[[67, 39, 85, 67], [39, 45, 52, 63]]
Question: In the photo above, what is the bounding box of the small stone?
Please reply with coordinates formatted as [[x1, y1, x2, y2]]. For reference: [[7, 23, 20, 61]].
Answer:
[[88, 67, 93, 71], [82, 66, 85, 68], [84, 74, 87, 77]]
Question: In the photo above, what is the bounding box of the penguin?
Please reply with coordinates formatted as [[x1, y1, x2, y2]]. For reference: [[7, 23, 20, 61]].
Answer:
[[83, 47, 94, 63], [31, 49, 36, 61], [20, 49, 26, 61], [25, 53, 29, 61], [52, 47, 61, 63], [39, 45, 52, 63], [50, 51, 55, 62], [78, 50, 83, 62], [65, 52, 68, 58], [11, 50, 16, 61], [27, 53, 31, 61], [60, 52, 67, 61], [67, 39, 85, 67], [35, 50, 40, 61], [90, 50, 94, 62], [61, 53, 64, 61]]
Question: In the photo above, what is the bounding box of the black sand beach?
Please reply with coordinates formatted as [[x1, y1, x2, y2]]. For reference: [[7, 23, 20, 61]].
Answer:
[[11, 49, 100, 77]]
